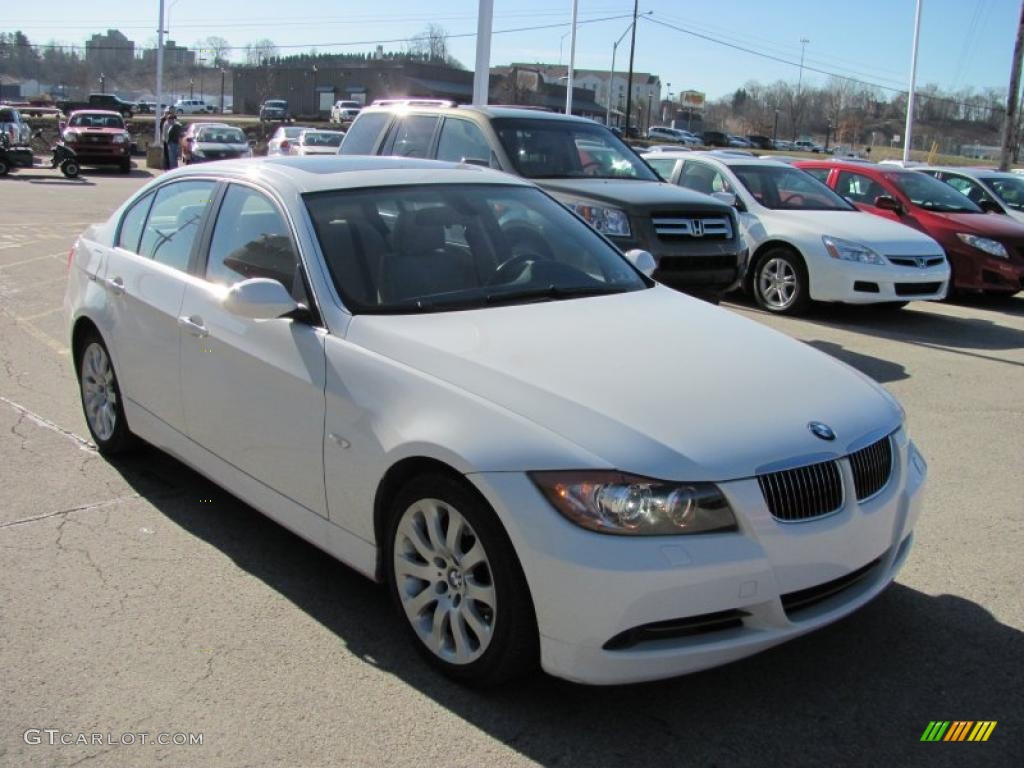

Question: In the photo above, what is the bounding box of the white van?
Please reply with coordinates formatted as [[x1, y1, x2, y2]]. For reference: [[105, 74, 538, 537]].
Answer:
[[174, 99, 214, 115]]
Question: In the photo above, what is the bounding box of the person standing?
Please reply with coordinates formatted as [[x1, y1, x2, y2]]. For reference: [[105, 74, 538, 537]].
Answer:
[[159, 107, 176, 169], [163, 113, 183, 170]]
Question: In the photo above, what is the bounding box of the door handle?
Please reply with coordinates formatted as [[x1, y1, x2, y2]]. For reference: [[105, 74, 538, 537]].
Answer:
[[177, 315, 209, 338], [105, 276, 125, 295]]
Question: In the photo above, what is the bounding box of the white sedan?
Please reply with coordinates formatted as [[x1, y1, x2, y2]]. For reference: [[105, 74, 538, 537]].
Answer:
[[65, 157, 927, 685], [646, 152, 950, 313], [266, 125, 314, 156], [295, 129, 345, 156]]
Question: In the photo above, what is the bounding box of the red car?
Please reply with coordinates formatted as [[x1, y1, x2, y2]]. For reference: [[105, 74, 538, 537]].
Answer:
[[61, 110, 132, 173], [796, 160, 1024, 296]]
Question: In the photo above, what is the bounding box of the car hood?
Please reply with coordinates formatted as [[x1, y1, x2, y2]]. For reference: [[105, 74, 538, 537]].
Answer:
[[919, 209, 1024, 239], [765, 210, 944, 255], [537, 178, 732, 213], [348, 286, 901, 480]]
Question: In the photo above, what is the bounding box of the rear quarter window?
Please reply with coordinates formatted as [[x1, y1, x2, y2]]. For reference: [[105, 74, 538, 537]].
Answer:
[[339, 112, 390, 155]]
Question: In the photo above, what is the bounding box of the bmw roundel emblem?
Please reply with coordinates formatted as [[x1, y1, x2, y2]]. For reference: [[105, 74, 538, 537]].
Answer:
[[808, 421, 836, 441]]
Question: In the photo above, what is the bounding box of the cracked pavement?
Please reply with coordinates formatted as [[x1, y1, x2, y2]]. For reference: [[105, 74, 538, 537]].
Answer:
[[0, 171, 1021, 768]]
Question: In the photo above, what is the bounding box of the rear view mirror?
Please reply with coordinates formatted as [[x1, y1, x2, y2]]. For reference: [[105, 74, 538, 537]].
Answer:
[[979, 199, 1004, 214], [624, 249, 657, 277], [222, 278, 299, 320], [874, 195, 902, 213]]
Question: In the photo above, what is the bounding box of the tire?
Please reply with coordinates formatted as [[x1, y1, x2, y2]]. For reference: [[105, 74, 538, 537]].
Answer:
[[751, 246, 811, 314], [61, 160, 80, 179], [76, 333, 136, 455], [877, 301, 909, 311], [386, 473, 538, 686], [0, 158, 9, 176], [119, 159, 131, 174]]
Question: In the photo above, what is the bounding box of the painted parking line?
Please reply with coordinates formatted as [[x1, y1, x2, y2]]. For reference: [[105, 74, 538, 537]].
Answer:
[[0, 395, 95, 453]]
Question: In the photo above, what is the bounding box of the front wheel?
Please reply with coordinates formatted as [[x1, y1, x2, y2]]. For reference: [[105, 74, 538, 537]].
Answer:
[[0, 158, 9, 176], [61, 159, 80, 178], [77, 334, 135, 454], [119, 159, 131, 174], [386, 474, 538, 686], [752, 247, 811, 314]]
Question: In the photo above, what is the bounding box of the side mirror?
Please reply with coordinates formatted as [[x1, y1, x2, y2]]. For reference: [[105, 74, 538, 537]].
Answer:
[[979, 199, 1004, 214], [460, 157, 490, 167], [711, 191, 738, 208], [624, 248, 657, 277], [874, 195, 902, 213], [222, 278, 299, 320]]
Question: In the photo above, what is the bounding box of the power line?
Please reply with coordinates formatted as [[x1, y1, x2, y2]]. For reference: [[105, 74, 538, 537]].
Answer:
[[643, 14, 1002, 115]]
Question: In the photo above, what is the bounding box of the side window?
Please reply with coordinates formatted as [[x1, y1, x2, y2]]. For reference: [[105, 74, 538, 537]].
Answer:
[[836, 171, 887, 205], [138, 180, 216, 271], [339, 112, 389, 155], [383, 115, 439, 158], [206, 185, 298, 288], [645, 157, 678, 181], [679, 162, 730, 194], [802, 168, 830, 184], [943, 175, 992, 205], [117, 192, 154, 253], [436, 118, 493, 164]]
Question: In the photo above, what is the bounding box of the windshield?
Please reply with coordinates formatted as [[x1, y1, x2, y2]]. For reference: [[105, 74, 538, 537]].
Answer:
[[197, 127, 245, 144], [492, 118, 658, 181], [887, 172, 983, 213], [732, 165, 854, 210], [266, 101, 287, 108], [69, 113, 124, 129], [304, 184, 648, 314], [983, 175, 1024, 210], [301, 131, 344, 147]]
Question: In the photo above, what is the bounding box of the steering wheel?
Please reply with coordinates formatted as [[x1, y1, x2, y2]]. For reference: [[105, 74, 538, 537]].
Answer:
[[490, 253, 542, 285], [783, 193, 806, 207], [580, 160, 602, 174]]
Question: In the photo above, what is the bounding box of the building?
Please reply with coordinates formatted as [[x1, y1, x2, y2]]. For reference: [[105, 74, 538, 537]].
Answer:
[[495, 63, 661, 127], [85, 30, 135, 73], [141, 40, 196, 70]]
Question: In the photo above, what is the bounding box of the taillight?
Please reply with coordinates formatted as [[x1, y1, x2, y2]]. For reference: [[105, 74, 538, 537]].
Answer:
[[280, 140, 290, 151]]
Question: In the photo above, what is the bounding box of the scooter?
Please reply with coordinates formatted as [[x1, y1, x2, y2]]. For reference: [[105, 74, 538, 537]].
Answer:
[[0, 130, 80, 179]]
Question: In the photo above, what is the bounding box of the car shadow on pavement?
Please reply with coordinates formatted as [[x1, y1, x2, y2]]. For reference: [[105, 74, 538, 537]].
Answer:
[[108, 447, 1023, 768], [805, 340, 910, 383]]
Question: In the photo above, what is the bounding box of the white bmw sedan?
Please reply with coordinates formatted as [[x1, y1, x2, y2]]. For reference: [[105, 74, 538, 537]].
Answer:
[[646, 153, 951, 314], [65, 157, 927, 685]]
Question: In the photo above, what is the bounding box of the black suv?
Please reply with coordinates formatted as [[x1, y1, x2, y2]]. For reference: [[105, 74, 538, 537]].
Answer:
[[340, 104, 746, 298]]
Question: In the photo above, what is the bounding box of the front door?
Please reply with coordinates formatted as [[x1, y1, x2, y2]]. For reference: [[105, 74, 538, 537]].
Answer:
[[178, 183, 328, 517]]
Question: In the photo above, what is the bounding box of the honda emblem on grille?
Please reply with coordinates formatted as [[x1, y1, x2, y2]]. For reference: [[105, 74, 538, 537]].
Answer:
[[690, 219, 705, 237], [808, 421, 836, 441], [915, 257, 928, 268]]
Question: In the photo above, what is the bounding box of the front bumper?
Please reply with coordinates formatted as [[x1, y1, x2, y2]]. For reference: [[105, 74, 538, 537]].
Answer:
[[808, 257, 950, 303], [67, 143, 130, 165], [470, 429, 927, 685], [946, 244, 1024, 294]]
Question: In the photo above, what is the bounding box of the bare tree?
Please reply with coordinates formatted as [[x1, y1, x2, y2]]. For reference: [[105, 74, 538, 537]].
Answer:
[[203, 36, 231, 67], [244, 39, 278, 66], [407, 23, 462, 67]]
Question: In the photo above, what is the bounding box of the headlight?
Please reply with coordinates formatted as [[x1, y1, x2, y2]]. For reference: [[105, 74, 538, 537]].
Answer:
[[112, 134, 127, 144], [822, 235, 886, 265], [956, 233, 1008, 259], [530, 471, 737, 535], [62, 130, 79, 143], [567, 201, 632, 237]]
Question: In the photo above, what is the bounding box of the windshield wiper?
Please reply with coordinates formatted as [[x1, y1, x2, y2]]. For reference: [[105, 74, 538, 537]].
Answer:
[[484, 284, 624, 306]]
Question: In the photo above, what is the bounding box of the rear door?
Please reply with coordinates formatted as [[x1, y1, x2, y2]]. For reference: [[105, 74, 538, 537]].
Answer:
[[178, 182, 328, 517], [102, 179, 216, 431]]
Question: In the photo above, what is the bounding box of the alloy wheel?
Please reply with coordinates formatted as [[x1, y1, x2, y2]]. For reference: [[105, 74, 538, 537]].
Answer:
[[81, 342, 118, 441], [393, 499, 497, 665], [758, 256, 799, 310]]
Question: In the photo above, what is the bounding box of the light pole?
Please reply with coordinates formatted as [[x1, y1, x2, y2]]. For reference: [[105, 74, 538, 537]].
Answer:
[[219, 67, 226, 113], [772, 109, 780, 145], [189, 78, 194, 99], [472, 0, 494, 105], [565, 0, 578, 115], [605, 12, 651, 127], [903, 0, 923, 164], [198, 55, 205, 102], [794, 37, 810, 140], [312, 64, 318, 116], [99, 72, 105, 93]]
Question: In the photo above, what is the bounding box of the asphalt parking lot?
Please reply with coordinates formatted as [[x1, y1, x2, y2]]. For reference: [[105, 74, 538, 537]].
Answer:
[[1, 169, 1021, 768]]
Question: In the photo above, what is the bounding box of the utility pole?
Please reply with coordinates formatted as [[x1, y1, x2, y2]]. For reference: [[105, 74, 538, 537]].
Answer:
[[473, 0, 494, 105], [565, 0, 578, 114], [903, 0, 923, 164], [220, 68, 226, 113], [999, 0, 1024, 170], [154, 0, 165, 149], [624, 0, 639, 137], [794, 37, 809, 140]]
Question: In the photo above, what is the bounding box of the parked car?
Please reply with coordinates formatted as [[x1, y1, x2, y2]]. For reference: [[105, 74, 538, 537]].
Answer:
[[173, 99, 215, 115], [57, 93, 135, 118], [61, 110, 133, 173], [773, 139, 794, 150], [727, 135, 752, 148], [266, 125, 314, 156], [793, 139, 825, 153], [182, 124, 252, 164], [340, 104, 748, 298], [65, 155, 927, 686], [797, 159, 1024, 296], [701, 130, 731, 147], [745, 135, 774, 150], [135, 101, 157, 114], [0, 106, 31, 145], [647, 126, 698, 146], [259, 100, 291, 122], [645, 153, 950, 313], [917, 167, 1024, 225], [330, 100, 362, 124], [294, 129, 345, 155]]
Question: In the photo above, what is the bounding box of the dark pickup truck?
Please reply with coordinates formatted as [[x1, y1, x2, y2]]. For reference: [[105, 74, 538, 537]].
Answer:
[[57, 93, 134, 118]]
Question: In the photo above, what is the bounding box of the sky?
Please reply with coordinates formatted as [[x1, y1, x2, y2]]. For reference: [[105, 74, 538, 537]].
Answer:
[[3, 0, 1019, 100]]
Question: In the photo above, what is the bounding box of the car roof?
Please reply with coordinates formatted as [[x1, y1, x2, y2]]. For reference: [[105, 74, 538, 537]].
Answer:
[[918, 166, 1007, 178], [68, 109, 122, 117], [693, 153, 790, 167], [160, 156, 532, 195], [359, 103, 599, 125]]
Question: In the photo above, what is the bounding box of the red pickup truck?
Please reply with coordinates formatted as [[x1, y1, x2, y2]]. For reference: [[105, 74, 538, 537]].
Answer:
[[62, 110, 133, 173]]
